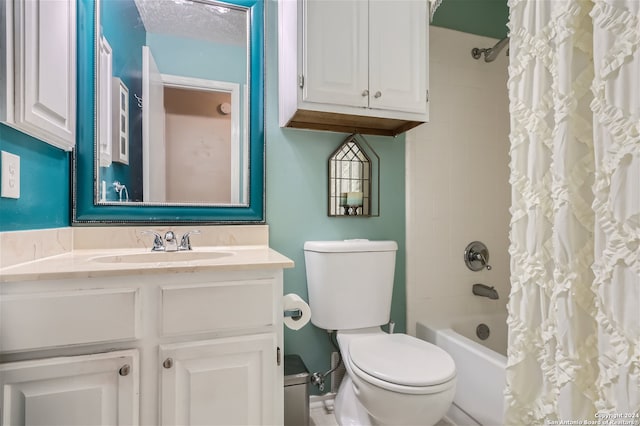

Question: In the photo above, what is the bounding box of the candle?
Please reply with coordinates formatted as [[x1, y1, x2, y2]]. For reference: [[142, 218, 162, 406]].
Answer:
[[347, 191, 363, 206]]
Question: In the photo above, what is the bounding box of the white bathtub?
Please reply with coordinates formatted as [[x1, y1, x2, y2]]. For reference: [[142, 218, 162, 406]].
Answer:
[[416, 314, 507, 426]]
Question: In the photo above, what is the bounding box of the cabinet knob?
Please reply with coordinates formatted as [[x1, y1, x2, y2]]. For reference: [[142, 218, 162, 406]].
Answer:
[[119, 364, 131, 376], [163, 358, 174, 369], [361, 89, 369, 97], [374, 91, 382, 98]]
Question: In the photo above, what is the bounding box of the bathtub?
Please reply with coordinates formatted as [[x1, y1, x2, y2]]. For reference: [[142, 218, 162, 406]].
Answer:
[[416, 314, 507, 426]]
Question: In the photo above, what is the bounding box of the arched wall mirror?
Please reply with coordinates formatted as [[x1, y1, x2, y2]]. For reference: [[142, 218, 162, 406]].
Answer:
[[73, 0, 264, 223]]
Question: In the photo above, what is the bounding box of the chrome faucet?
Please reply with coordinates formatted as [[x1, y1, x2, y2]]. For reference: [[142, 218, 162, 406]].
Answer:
[[164, 231, 178, 252], [472, 283, 499, 300], [113, 181, 129, 202], [142, 230, 200, 252]]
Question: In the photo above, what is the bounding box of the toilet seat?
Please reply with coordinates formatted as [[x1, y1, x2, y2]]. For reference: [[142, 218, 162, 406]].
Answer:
[[348, 334, 455, 393]]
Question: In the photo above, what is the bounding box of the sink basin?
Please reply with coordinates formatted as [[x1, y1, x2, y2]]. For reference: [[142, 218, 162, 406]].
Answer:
[[90, 250, 233, 264]]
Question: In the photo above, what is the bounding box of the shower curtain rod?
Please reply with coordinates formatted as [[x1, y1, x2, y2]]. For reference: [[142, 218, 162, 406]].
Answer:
[[471, 37, 509, 63]]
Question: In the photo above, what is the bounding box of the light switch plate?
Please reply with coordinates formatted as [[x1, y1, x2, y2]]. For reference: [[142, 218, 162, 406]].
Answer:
[[1, 151, 20, 199]]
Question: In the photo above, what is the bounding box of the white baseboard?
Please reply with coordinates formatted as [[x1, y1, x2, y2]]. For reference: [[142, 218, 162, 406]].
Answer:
[[310, 393, 336, 405], [446, 403, 481, 426]]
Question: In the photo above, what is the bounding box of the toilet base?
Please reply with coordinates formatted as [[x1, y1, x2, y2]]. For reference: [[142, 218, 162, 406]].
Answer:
[[334, 375, 374, 426], [334, 372, 455, 426]]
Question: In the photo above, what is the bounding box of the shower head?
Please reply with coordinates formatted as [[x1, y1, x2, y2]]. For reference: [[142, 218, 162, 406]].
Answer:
[[471, 37, 509, 63]]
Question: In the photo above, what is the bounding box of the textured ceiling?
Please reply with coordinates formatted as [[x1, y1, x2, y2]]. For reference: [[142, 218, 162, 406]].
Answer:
[[432, 0, 509, 40], [134, 0, 247, 45]]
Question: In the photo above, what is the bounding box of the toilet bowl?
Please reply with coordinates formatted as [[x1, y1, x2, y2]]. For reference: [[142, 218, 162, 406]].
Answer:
[[334, 328, 456, 426], [303, 240, 457, 425]]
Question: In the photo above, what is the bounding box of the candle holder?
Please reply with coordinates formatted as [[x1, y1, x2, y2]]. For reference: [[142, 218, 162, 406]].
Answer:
[[328, 134, 379, 217], [342, 205, 362, 216]]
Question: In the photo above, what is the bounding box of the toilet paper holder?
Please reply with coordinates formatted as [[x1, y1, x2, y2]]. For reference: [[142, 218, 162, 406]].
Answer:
[[283, 309, 303, 320]]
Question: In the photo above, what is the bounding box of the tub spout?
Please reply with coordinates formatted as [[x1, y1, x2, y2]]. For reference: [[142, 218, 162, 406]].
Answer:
[[472, 283, 499, 300]]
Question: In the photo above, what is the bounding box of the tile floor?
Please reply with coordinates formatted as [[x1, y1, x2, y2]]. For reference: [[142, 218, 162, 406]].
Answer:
[[309, 400, 455, 426]]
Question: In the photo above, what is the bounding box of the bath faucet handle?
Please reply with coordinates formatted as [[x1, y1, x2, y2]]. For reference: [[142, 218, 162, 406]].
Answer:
[[474, 251, 492, 270], [179, 230, 201, 251], [464, 241, 492, 271], [141, 230, 165, 251]]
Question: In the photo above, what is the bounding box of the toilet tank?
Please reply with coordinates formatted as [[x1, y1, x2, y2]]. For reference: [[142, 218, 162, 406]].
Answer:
[[304, 240, 398, 330]]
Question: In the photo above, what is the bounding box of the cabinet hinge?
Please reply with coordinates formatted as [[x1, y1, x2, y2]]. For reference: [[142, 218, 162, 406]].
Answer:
[[277, 346, 281, 366], [298, 75, 304, 89], [426, 90, 430, 103]]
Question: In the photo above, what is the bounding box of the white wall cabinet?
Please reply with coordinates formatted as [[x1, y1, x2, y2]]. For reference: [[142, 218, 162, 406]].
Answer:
[[1, 0, 76, 151], [279, 0, 429, 136], [0, 269, 285, 425]]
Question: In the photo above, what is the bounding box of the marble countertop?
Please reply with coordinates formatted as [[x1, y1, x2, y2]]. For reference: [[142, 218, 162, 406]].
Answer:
[[0, 245, 295, 282]]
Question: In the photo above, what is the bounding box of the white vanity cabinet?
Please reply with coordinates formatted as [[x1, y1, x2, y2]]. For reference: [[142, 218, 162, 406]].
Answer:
[[1, 0, 77, 151], [160, 334, 277, 425], [0, 269, 285, 426], [279, 0, 429, 136], [0, 350, 139, 426]]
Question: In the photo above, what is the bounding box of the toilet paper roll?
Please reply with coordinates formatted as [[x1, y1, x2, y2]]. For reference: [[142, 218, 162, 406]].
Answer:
[[283, 293, 312, 330]]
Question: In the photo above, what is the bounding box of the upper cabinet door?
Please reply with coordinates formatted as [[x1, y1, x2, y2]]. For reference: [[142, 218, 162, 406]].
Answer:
[[369, 0, 428, 114], [2, 0, 76, 151], [279, 0, 429, 136], [302, 0, 368, 108]]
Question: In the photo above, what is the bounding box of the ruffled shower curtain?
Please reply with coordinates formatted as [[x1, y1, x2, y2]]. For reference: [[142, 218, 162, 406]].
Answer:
[[506, 0, 640, 423]]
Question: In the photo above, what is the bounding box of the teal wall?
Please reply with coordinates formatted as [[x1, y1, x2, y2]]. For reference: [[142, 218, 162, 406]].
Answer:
[[0, 124, 70, 231], [100, 0, 146, 201], [0, 0, 509, 231], [432, 0, 509, 39], [0, 0, 507, 391], [148, 33, 247, 84], [264, 2, 406, 390]]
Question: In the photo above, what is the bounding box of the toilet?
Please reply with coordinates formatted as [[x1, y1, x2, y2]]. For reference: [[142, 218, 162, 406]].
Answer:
[[304, 240, 456, 426]]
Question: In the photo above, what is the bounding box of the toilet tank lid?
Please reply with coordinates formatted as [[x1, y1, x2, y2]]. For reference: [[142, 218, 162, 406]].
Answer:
[[304, 240, 398, 253]]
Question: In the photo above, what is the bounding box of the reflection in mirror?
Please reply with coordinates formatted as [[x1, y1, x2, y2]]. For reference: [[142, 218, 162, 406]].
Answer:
[[95, 0, 249, 205]]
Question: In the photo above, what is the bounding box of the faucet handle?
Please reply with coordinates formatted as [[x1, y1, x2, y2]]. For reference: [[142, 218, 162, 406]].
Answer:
[[141, 230, 165, 251], [464, 241, 492, 271], [179, 230, 201, 251], [474, 251, 492, 270]]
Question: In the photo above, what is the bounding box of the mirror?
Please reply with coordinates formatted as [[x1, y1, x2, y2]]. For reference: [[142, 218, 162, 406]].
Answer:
[[73, 0, 264, 223]]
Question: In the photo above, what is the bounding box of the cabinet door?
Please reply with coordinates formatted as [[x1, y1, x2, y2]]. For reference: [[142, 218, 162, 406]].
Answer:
[[12, 0, 76, 150], [0, 350, 139, 426], [302, 0, 368, 108], [160, 334, 277, 426], [369, 0, 428, 114]]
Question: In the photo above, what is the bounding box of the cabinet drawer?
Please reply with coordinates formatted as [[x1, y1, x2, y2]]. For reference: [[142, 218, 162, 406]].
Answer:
[[161, 279, 275, 336], [0, 288, 140, 352]]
